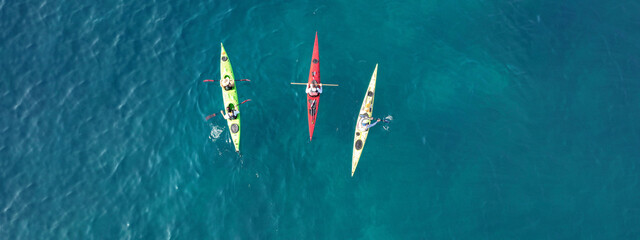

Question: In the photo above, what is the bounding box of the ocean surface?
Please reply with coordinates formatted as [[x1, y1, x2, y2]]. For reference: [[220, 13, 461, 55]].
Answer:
[[2, 0, 640, 239]]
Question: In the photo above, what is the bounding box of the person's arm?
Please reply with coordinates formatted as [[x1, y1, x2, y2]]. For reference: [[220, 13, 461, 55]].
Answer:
[[365, 119, 380, 130]]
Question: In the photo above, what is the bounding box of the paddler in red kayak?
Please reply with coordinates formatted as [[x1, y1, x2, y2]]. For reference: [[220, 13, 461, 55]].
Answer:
[[305, 78, 322, 97]]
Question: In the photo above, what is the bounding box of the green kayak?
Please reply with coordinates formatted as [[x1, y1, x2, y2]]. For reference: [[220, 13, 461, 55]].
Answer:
[[219, 43, 241, 152]]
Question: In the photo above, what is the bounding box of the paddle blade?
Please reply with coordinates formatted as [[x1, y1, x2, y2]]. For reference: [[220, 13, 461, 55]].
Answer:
[[205, 113, 217, 121]]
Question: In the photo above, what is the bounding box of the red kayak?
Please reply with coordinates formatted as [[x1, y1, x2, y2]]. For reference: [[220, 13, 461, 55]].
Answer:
[[307, 32, 321, 141]]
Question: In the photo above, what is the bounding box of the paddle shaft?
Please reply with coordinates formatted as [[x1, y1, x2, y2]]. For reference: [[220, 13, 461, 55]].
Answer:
[[204, 79, 250, 82]]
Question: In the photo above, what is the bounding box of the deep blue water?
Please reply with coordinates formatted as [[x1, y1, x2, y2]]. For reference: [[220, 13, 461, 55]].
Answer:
[[2, 0, 640, 239]]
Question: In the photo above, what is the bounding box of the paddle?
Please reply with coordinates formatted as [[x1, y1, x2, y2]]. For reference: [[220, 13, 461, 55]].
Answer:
[[204, 99, 252, 121], [290, 82, 339, 86], [204, 79, 251, 82]]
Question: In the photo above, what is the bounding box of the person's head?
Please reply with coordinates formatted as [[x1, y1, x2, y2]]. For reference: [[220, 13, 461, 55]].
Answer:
[[311, 80, 318, 86]]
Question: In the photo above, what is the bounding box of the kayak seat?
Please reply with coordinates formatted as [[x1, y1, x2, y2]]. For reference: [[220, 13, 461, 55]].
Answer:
[[357, 118, 370, 132]]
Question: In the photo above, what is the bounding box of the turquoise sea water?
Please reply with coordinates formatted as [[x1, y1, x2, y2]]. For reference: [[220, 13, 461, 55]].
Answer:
[[2, 0, 640, 239]]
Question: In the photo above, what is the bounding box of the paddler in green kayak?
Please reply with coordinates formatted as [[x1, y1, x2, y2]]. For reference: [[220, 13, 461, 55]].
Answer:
[[220, 104, 239, 120], [220, 76, 235, 91]]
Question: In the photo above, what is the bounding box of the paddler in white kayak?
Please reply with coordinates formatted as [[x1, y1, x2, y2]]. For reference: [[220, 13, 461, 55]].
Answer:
[[357, 103, 391, 131], [358, 116, 381, 131]]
